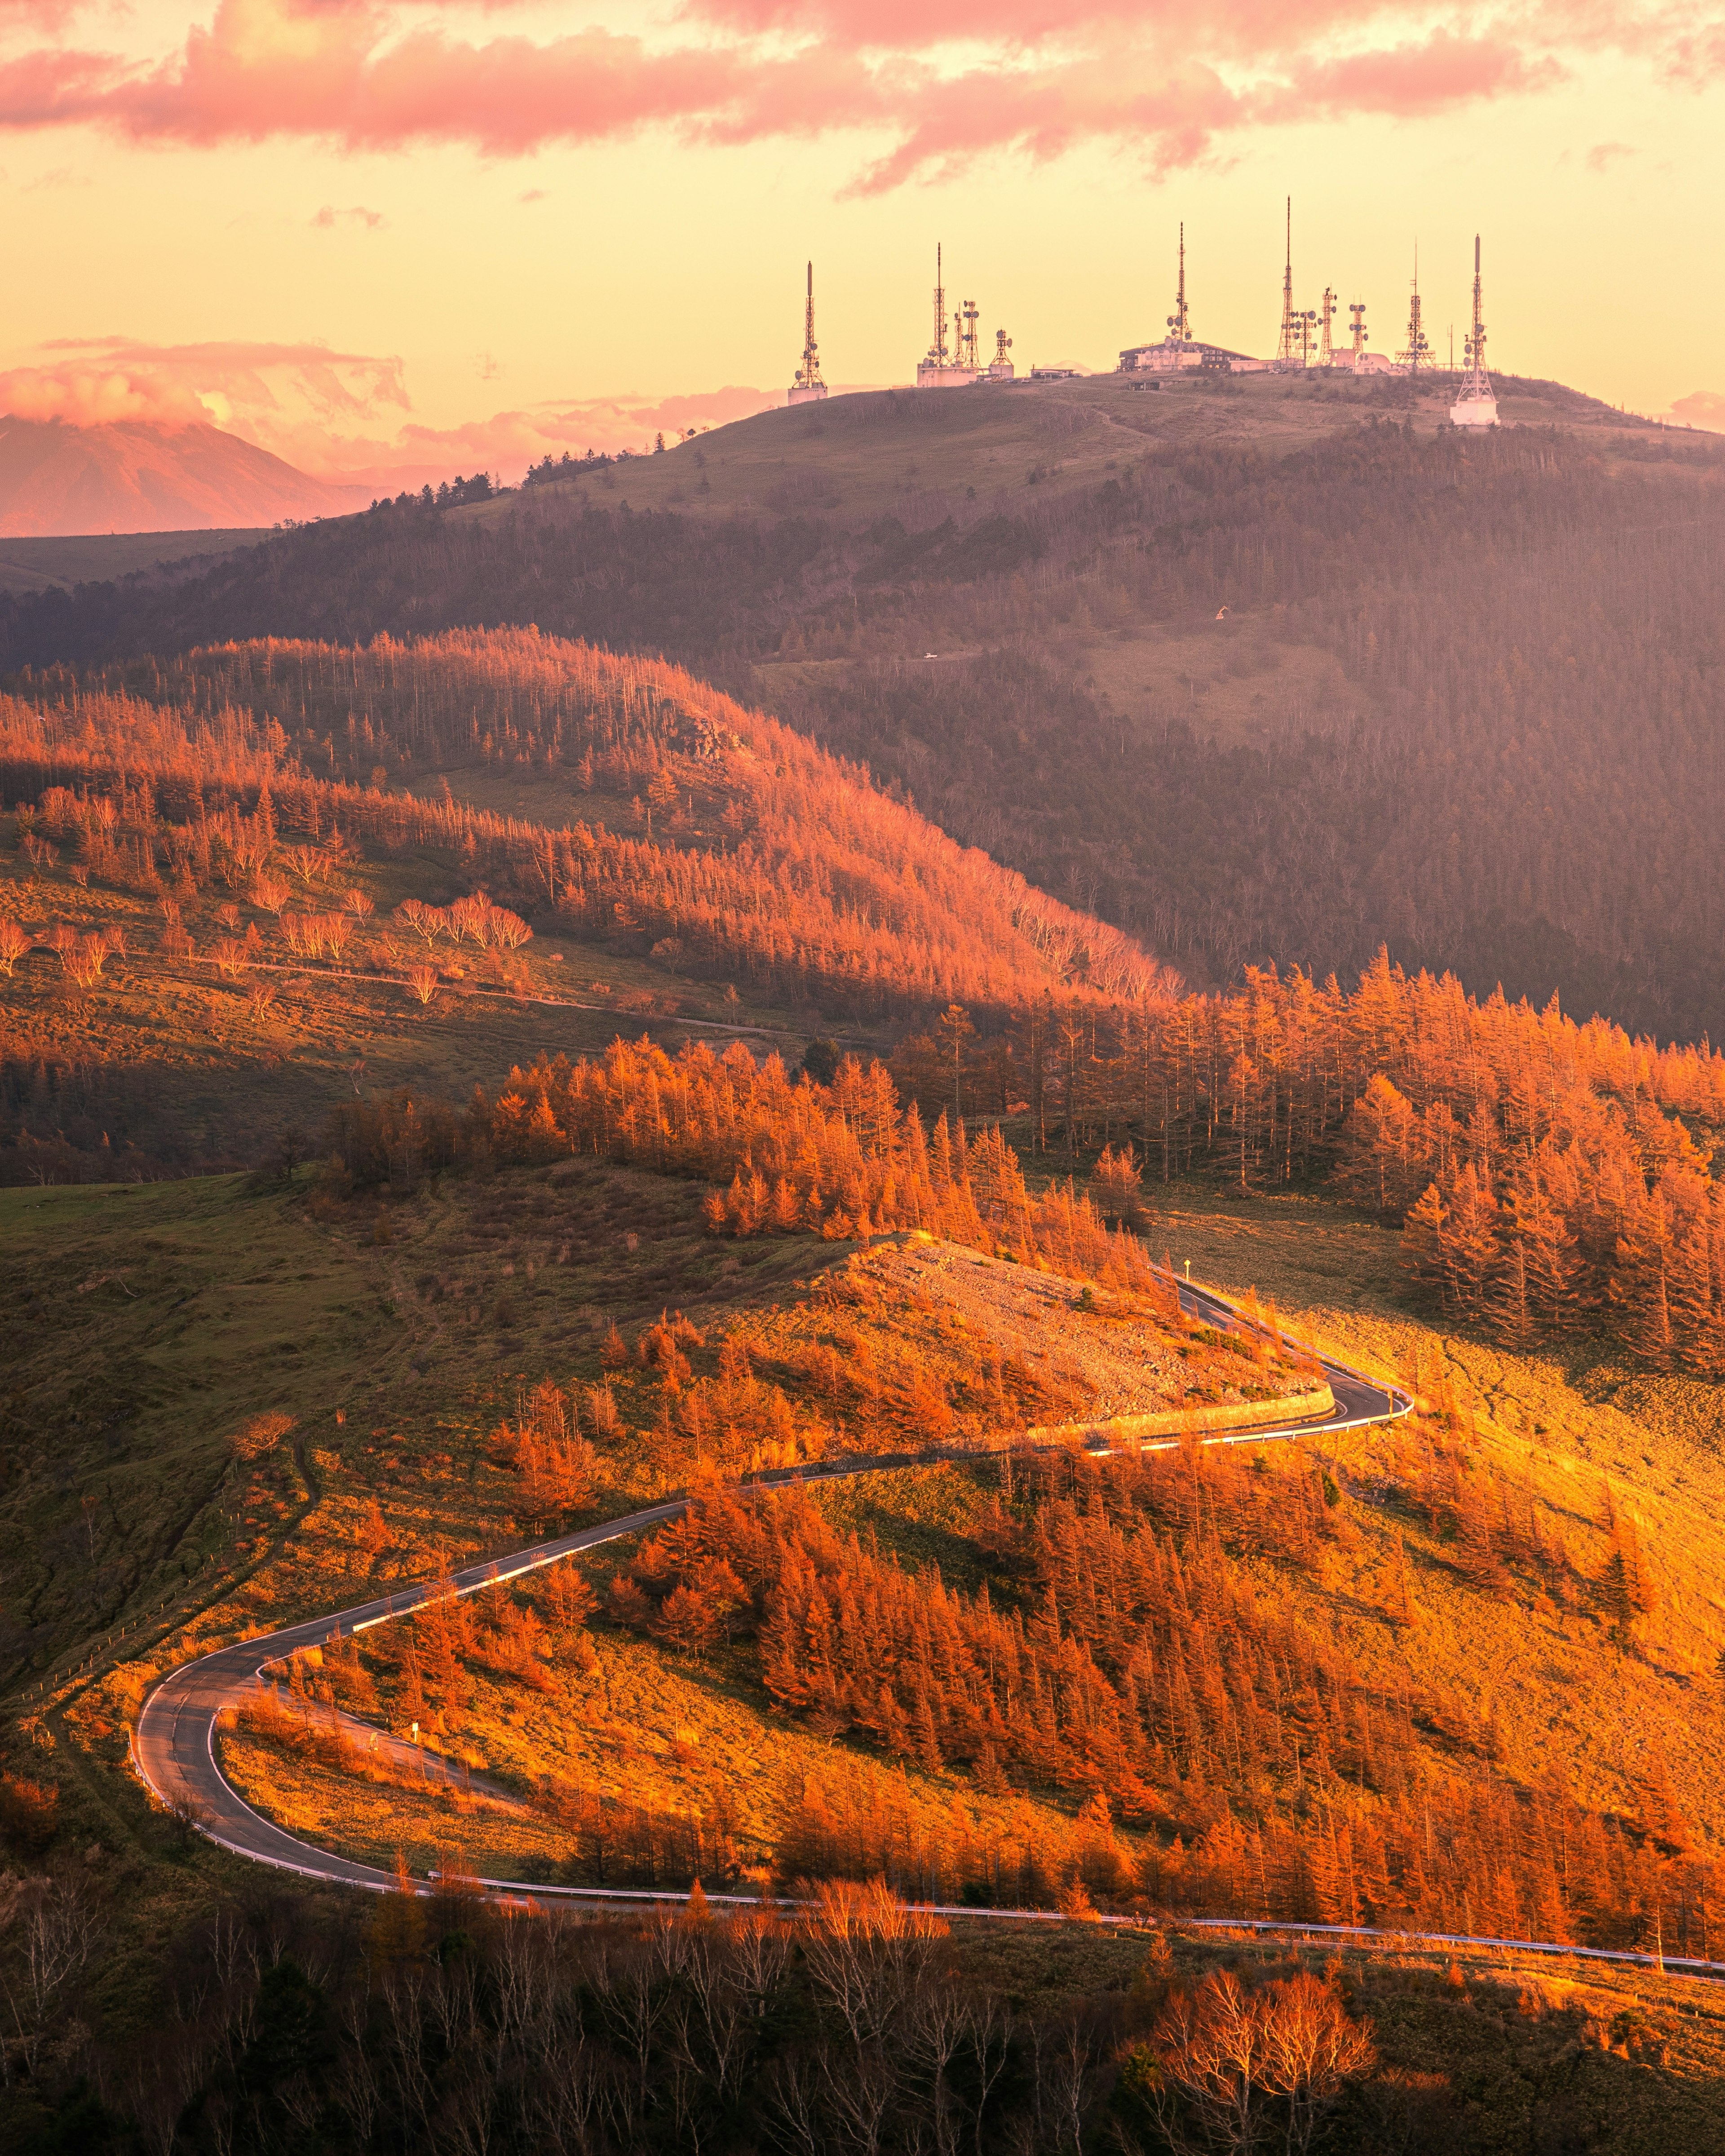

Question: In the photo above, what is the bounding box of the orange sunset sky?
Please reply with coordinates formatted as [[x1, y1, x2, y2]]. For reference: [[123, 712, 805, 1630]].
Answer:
[[2, 0, 1722, 486]]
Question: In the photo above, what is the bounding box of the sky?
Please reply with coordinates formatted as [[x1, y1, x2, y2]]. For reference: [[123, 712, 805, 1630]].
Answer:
[[1, 0, 1723, 485]]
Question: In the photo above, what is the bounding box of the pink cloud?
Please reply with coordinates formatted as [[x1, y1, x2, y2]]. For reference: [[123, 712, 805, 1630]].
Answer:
[[1, 337, 410, 461], [1584, 138, 1636, 169], [1666, 390, 1725, 432], [0, 0, 84, 29], [0, 363, 209, 428], [0, 0, 1706, 184], [311, 202, 385, 227], [0, 335, 792, 486]]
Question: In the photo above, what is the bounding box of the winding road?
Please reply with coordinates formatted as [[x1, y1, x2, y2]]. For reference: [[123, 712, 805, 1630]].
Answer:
[[130, 1279, 1725, 1982], [136, 1278, 1408, 1896]]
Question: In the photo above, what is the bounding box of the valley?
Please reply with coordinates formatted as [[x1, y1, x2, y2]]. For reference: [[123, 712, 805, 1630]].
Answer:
[[5, 386, 1725, 2152]]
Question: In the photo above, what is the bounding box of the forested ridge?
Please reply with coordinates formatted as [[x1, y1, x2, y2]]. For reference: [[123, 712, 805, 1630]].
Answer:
[[0, 631, 1162, 1021], [4, 401, 1724, 1034], [383, 943, 1725, 1369], [7, 619, 1725, 1366]]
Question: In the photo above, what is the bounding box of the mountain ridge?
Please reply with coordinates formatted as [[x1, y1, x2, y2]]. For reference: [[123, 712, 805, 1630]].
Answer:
[[3, 370, 1723, 1039]]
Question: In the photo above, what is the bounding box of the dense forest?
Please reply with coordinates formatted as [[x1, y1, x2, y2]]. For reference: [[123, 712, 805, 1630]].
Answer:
[[2, 1843, 1626, 2156], [345, 934, 1725, 1369], [3, 401, 1723, 1037]]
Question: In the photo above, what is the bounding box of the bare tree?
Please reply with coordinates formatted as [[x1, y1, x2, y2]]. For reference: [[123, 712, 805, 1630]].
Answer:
[[1125, 1968, 1374, 2156], [0, 1876, 103, 2083], [1259, 1971, 1376, 2156]]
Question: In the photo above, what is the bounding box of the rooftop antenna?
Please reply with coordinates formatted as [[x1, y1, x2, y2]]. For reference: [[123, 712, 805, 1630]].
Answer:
[[1167, 221, 1192, 348], [788, 260, 828, 404], [1398, 243, 1432, 376], [1318, 286, 1336, 367], [1450, 232, 1499, 427]]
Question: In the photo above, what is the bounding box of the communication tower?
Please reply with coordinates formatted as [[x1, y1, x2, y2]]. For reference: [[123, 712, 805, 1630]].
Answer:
[[1397, 247, 1433, 375], [1274, 200, 1316, 371], [1318, 287, 1336, 367], [1349, 301, 1369, 358], [988, 328, 1015, 381], [1450, 233, 1498, 428], [787, 261, 828, 406], [1168, 221, 1192, 347], [1274, 199, 1300, 370], [916, 244, 986, 387]]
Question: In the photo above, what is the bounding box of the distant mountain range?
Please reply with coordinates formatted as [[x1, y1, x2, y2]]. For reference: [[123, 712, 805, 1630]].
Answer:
[[0, 415, 359, 537]]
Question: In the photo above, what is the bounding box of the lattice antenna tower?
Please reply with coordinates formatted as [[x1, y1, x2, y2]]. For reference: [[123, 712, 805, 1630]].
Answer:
[[1464, 234, 1489, 388], [960, 297, 980, 370], [1275, 198, 1300, 367], [928, 244, 950, 367], [1398, 244, 1432, 375], [1349, 301, 1369, 357], [794, 261, 823, 393], [1318, 286, 1336, 367], [1449, 232, 1498, 426], [1167, 221, 1192, 347]]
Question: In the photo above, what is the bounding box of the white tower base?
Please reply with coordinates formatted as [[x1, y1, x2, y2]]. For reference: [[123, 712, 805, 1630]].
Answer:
[[787, 383, 828, 406], [1451, 390, 1498, 428]]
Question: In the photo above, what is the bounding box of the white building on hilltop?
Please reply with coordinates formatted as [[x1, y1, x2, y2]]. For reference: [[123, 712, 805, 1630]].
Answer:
[[1118, 225, 1268, 376]]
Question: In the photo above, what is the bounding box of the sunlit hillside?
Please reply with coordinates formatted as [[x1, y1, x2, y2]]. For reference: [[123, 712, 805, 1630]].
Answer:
[[0, 628, 1168, 1177], [13, 1134, 1725, 2146], [5, 370, 1719, 1040]]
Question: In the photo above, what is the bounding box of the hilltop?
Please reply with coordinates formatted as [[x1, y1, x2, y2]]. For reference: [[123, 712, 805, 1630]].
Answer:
[[4, 368, 1721, 1041], [0, 527, 268, 596]]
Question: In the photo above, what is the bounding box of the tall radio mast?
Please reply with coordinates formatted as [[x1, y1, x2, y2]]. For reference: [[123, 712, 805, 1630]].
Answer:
[[929, 244, 950, 368], [1398, 244, 1432, 376], [1318, 286, 1336, 367], [1275, 199, 1299, 369], [1274, 200, 1315, 371], [1450, 233, 1499, 428], [1168, 221, 1191, 348], [788, 261, 828, 405]]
